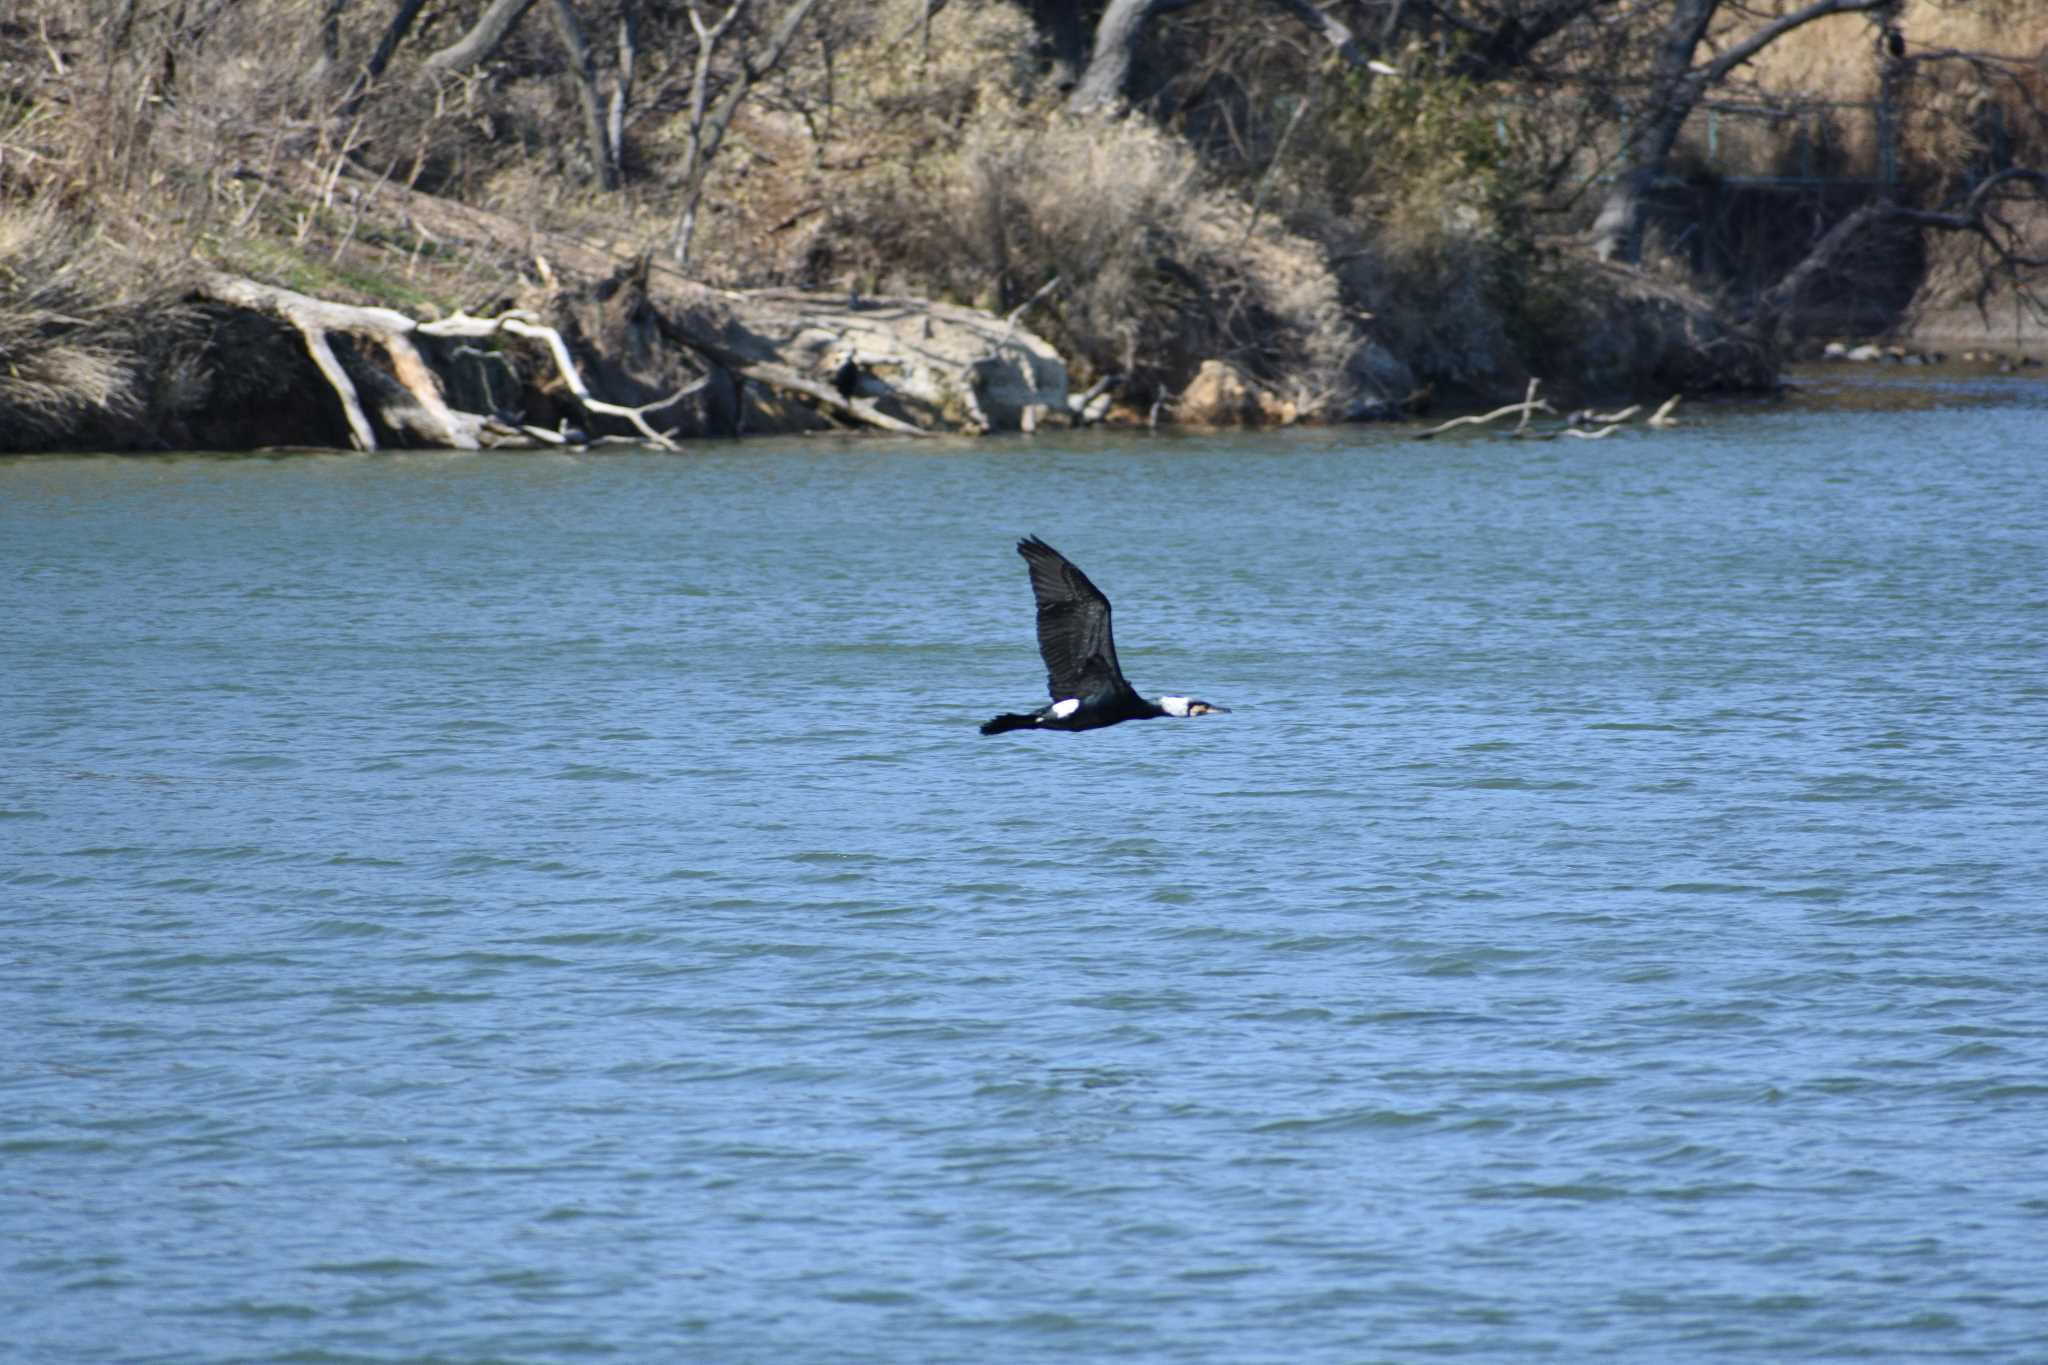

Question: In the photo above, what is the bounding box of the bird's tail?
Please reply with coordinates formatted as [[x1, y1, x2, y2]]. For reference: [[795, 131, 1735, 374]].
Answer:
[[980, 712, 1035, 736]]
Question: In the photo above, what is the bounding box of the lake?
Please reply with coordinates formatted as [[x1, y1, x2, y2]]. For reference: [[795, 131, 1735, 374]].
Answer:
[[4, 367, 2047, 1362]]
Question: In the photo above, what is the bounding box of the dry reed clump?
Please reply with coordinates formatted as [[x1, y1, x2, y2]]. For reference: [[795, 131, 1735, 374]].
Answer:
[[0, 194, 358, 452], [949, 119, 1197, 334], [929, 117, 1378, 406], [0, 207, 150, 450]]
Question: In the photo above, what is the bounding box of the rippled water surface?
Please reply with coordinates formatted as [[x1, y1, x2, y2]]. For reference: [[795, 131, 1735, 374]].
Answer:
[[6, 373, 2048, 1362]]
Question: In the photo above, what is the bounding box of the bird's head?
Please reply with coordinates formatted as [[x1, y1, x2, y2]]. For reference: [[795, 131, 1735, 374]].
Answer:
[[1159, 695, 1230, 718]]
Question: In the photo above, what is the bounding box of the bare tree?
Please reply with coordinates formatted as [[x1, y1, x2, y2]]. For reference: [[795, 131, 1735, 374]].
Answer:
[[668, 0, 831, 267], [353, 0, 622, 190], [1748, 167, 2047, 339], [546, 0, 619, 190], [1587, 0, 1899, 263], [335, 0, 430, 121]]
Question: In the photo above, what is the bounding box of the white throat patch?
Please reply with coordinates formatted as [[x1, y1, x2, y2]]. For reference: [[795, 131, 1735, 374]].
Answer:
[[1048, 698, 1082, 720], [1159, 696, 1192, 717]]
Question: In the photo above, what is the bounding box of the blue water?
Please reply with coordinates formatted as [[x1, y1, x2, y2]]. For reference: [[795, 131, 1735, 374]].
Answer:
[[5, 373, 2048, 1362]]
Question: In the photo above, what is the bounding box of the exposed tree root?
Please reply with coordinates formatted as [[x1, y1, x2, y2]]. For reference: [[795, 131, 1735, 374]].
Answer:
[[418, 310, 703, 447], [200, 273, 653, 450]]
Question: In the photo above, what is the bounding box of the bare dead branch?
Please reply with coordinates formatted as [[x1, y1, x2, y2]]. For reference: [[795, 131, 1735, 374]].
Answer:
[[420, 312, 696, 447], [1413, 380, 1555, 439]]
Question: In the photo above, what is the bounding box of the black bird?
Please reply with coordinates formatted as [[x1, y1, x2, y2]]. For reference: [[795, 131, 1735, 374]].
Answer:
[[980, 536, 1230, 735]]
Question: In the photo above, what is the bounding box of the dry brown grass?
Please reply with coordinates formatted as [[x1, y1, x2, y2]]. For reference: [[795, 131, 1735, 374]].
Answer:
[[1747, 1, 2042, 100], [0, 202, 147, 447], [1706, 1, 2048, 182]]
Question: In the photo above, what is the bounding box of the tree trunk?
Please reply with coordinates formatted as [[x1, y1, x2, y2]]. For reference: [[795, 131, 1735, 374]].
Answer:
[[547, 0, 619, 190], [1750, 201, 1892, 342], [608, 4, 639, 173], [421, 0, 537, 73], [1590, 0, 1899, 263], [1066, 0, 1199, 115], [1588, 0, 1715, 263]]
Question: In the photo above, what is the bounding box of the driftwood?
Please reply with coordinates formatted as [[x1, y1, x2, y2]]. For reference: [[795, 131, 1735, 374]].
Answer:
[[199, 162, 1073, 447], [1412, 381, 1686, 442], [201, 273, 485, 451], [1413, 379, 1553, 439]]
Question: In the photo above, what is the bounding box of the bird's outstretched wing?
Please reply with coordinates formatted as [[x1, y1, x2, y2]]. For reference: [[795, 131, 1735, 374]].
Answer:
[[1017, 536, 1129, 701]]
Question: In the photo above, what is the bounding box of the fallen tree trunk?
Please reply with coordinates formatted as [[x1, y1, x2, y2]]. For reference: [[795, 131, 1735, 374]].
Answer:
[[199, 273, 487, 450], [228, 163, 1073, 446], [198, 262, 1070, 447], [649, 285, 1068, 433], [198, 273, 701, 451], [1409, 381, 1684, 441]]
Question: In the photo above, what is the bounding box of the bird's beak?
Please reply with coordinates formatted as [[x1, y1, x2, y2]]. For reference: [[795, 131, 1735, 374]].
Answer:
[[1198, 704, 1231, 715]]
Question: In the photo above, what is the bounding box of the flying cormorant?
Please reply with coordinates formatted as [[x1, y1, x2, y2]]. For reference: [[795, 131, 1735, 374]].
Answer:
[[980, 536, 1230, 735]]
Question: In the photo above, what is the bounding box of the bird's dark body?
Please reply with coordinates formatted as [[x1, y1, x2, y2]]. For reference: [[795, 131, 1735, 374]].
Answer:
[[980, 691, 1165, 735], [979, 536, 1226, 736]]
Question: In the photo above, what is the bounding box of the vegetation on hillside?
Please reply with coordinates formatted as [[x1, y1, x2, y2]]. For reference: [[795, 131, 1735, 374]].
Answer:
[[2, 0, 2043, 450]]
